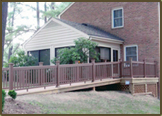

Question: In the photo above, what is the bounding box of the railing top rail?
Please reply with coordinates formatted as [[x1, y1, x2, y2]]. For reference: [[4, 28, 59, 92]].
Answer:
[[95, 61, 120, 65], [60, 63, 92, 67], [2, 68, 9, 71], [12, 65, 57, 70], [132, 61, 144, 64]]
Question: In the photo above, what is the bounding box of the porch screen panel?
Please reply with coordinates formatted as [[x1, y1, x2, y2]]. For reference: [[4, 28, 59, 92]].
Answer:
[[28, 51, 39, 65], [100, 48, 110, 60], [40, 49, 50, 65], [126, 46, 137, 61]]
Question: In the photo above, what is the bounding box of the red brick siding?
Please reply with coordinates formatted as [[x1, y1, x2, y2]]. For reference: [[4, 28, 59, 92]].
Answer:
[[61, 2, 159, 77]]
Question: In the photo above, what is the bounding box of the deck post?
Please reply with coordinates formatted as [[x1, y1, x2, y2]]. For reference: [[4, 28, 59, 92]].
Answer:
[[91, 59, 95, 82], [56, 61, 60, 87], [9, 63, 14, 90], [75, 61, 79, 82], [129, 58, 133, 78], [119, 59, 122, 78], [143, 59, 146, 78], [39, 62, 43, 86]]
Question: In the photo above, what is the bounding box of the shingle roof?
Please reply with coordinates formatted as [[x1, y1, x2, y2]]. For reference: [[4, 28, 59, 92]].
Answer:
[[56, 18, 124, 41]]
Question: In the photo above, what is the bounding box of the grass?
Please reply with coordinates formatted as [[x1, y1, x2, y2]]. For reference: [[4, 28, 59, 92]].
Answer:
[[17, 91, 160, 114]]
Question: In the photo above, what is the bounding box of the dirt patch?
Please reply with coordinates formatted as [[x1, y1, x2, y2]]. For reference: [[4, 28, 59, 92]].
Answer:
[[2, 98, 42, 114]]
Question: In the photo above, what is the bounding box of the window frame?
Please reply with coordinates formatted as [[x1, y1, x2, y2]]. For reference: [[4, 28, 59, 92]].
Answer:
[[124, 45, 138, 62], [112, 7, 124, 29]]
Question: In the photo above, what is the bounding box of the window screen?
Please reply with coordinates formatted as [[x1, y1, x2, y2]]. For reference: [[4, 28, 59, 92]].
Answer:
[[28, 51, 39, 65], [113, 50, 118, 62], [113, 9, 123, 27], [55, 46, 74, 58], [126, 46, 137, 61], [100, 48, 111, 60], [40, 49, 50, 65]]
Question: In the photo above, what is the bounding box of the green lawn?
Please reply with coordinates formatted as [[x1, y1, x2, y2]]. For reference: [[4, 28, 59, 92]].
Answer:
[[17, 91, 160, 114]]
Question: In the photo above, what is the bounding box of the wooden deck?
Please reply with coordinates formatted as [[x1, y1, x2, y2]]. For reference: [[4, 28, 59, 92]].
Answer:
[[5, 78, 121, 96]]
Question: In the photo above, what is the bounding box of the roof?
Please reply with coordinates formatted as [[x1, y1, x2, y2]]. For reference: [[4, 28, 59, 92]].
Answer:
[[56, 18, 124, 41]]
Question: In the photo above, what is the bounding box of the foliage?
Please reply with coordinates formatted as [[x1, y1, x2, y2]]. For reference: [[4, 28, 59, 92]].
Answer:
[[2, 89, 6, 112], [4, 50, 38, 67], [51, 38, 99, 64], [8, 90, 17, 99], [42, 2, 72, 18]]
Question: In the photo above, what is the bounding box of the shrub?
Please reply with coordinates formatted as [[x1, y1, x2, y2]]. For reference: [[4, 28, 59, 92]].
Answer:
[[2, 89, 6, 112], [8, 90, 17, 99]]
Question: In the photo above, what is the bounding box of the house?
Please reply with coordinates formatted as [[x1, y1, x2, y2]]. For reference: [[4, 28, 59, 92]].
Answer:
[[59, 2, 160, 74], [23, 18, 125, 65], [22, 2, 160, 98], [23, 2, 160, 74]]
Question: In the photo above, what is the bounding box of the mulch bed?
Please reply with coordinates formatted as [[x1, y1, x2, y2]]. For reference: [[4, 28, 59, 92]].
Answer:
[[2, 98, 42, 114]]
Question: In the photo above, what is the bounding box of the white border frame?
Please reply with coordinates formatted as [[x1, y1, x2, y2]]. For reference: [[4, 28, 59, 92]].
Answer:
[[111, 7, 124, 29], [124, 45, 138, 61]]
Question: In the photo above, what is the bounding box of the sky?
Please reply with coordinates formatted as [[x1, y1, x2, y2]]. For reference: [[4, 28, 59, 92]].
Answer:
[[9, 2, 61, 46]]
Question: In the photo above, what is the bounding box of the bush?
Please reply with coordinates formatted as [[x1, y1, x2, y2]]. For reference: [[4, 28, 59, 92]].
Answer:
[[2, 89, 6, 112], [8, 90, 17, 99]]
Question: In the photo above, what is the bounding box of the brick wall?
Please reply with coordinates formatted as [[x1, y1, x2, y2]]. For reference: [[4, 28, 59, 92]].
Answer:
[[61, 2, 160, 77]]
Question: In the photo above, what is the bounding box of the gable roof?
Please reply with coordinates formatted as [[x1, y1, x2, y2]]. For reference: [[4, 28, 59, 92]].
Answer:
[[56, 18, 124, 41]]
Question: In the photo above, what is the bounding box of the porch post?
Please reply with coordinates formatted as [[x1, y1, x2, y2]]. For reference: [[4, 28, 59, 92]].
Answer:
[[129, 58, 133, 78], [91, 59, 95, 82], [9, 63, 14, 90], [56, 61, 60, 87]]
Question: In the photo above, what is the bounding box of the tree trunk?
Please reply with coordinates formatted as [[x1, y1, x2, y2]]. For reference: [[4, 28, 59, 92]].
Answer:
[[8, 2, 16, 62], [44, 2, 47, 23], [51, 2, 55, 10], [2, 2, 8, 67], [37, 2, 40, 29], [8, 46, 13, 62]]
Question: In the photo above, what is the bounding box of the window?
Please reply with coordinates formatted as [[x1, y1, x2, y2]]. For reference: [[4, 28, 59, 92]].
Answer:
[[89, 47, 111, 62], [55, 46, 74, 58], [124, 45, 138, 61], [112, 8, 124, 28], [28, 49, 50, 65]]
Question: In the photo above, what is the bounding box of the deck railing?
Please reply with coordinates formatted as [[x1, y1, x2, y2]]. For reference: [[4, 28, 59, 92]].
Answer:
[[2, 58, 157, 91], [121, 58, 157, 78]]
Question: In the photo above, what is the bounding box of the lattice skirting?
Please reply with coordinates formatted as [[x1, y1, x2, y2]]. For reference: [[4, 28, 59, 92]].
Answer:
[[133, 83, 157, 97]]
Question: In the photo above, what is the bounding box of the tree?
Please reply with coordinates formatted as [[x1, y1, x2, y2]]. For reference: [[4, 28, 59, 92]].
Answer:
[[3, 2, 35, 67], [2, 2, 8, 67], [51, 38, 99, 65], [4, 50, 37, 67], [36, 2, 40, 29], [44, 2, 47, 23]]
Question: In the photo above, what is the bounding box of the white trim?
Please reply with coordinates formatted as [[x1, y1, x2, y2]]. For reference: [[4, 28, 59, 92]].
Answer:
[[112, 48, 120, 61], [90, 36, 124, 44], [58, 2, 75, 19], [124, 45, 138, 61], [111, 7, 124, 29]]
